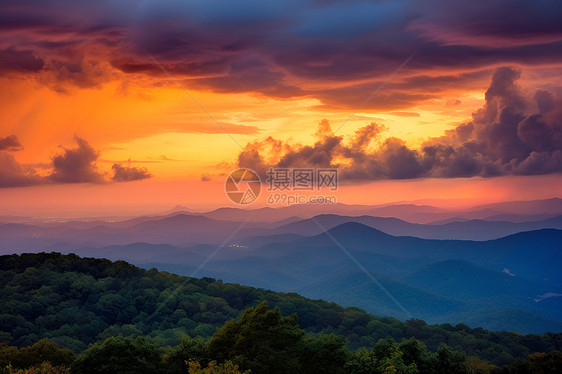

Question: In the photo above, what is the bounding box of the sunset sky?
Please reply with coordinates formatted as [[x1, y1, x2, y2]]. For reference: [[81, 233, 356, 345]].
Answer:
[[1, 0, 561, 216]]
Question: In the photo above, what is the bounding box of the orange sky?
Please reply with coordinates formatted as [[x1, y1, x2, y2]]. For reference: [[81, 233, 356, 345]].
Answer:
[[1, 1, 561, 216], [1, 62, 561, 216], [0, 174, 561, 218]]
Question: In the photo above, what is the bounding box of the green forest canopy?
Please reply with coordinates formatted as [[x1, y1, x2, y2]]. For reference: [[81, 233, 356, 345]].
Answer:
[[1, 253, 561, 371]]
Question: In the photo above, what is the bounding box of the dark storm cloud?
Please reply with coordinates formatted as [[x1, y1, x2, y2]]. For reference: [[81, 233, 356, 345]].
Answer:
[[2, 0, 562, 104], [48, 137, 106, 183], [238, 68, 562, 180], [411, 0, 562, 43], [39, 59, 113, 92], [111, 163, 152, 182], [0, 135, 23, 152], [187, 58, 305, 98], [313, 85, 435, 111], [312, 70, 491, 110], [0, 48, 44, 73]]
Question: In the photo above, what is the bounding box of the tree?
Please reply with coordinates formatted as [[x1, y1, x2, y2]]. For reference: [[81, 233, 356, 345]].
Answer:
[[4, 362, 70, 374], [527, 351, 562, 374], [465, 356, 496, 374], [435, 344, 467, 374], [18, 340, 75, 368], [0, 341, 74, 372], [163, 336, 209, 374], [397, 338, 436, 372], [376, 348, 418, 374], [70, 336, 162, 374], [344, 348, 378, 374], [344, 337, 419, 374], [299, 334, 349, 374], [207, 301, 304, 374], [187, 361, 250, 374]]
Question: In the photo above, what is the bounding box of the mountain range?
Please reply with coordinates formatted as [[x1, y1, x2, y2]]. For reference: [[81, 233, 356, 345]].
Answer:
[[1, 198, 561, 334]]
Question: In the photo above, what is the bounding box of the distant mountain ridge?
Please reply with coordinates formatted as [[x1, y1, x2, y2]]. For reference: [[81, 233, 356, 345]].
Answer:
[[193, 198, 562, 223], [3, 198, 561, 225], [47, 224, 562, 334], [2, 210, 561, 253], [260, 213, 562, 240], [1, 198, 561, 335]]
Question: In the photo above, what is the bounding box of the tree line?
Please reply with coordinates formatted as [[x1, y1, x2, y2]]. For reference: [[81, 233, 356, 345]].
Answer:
[[1, 303, 561, 373]]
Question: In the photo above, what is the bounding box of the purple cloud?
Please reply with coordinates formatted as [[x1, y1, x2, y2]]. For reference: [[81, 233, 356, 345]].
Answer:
[[112, 163, 152, 182], [0, 48, 44, 73], [0, 135, 23, 152], [0, 0, 561, 108], [0, 136, 155, 188], [238, 67, 562, 180], [0, 152, 43, 188], [48, 136, 106, 183]]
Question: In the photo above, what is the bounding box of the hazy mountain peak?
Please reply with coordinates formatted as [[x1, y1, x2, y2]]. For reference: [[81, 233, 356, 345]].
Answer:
[[327, 221, 392, 238]]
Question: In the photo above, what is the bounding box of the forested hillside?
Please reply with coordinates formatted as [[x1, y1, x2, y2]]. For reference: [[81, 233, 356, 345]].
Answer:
[[1, 253, 561, 373]]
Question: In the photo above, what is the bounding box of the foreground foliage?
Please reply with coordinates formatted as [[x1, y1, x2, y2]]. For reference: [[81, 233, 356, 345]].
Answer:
[[1, 306, 561, 373]]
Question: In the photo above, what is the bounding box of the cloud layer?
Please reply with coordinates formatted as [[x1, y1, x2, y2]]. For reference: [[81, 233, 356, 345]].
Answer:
[[1, 0, 561, 107], [0, 135, 23, 151], [49, 137, 105, 183], [0, 136, 152, 187], [112, 163, 152, 182], [238, 68, 562, 180]]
